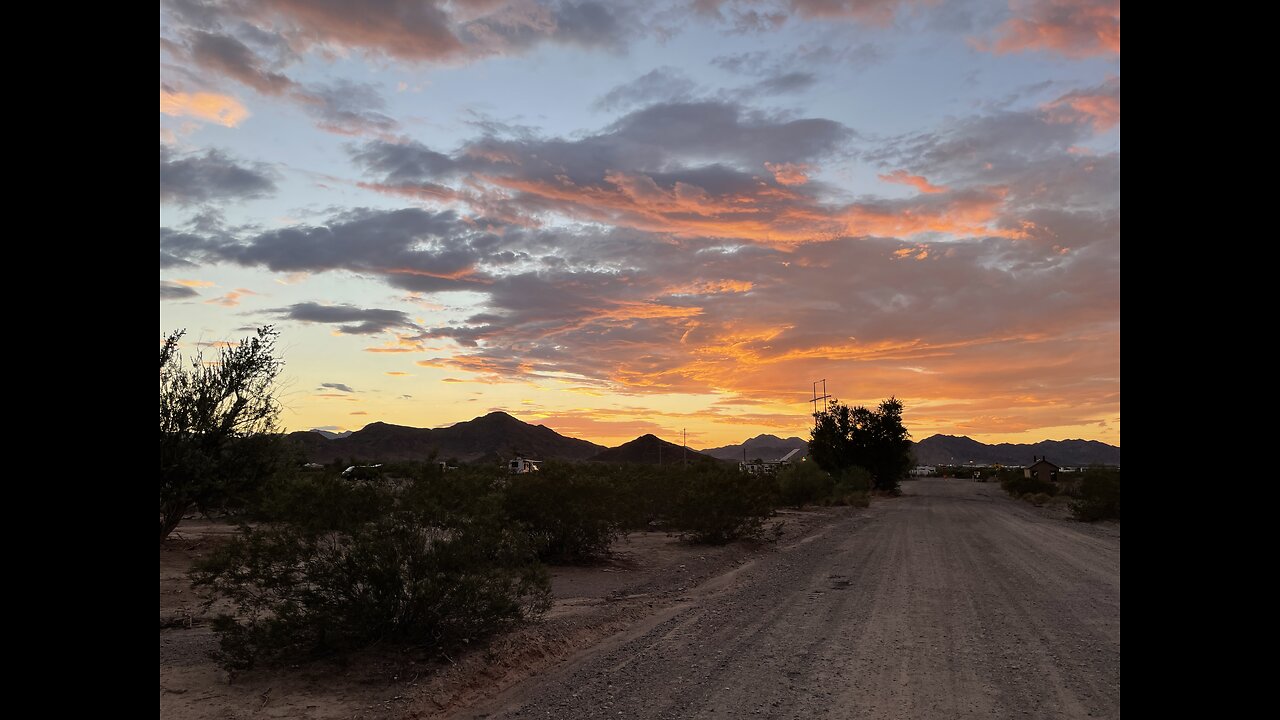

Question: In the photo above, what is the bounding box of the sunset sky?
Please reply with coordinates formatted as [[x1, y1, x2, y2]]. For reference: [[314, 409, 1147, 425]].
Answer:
[[159, 0, 1120, 448]]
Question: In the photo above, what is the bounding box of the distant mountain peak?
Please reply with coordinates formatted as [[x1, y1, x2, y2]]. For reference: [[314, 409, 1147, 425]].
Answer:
[[589, 434, 718, 465], [700, 434, 809, 462], [309, 428, 353, 440], [288, 411, 605, 464]]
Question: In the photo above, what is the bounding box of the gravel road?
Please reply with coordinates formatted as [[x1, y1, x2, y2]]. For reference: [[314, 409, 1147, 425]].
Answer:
[[458, 479, 1120, 719]]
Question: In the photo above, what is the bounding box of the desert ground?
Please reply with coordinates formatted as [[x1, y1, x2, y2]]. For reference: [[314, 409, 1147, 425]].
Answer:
[[160, 478, 1120, 719]]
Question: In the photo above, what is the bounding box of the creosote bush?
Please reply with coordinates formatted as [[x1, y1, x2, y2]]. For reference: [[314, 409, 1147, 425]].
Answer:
[[777, 461, 835, 508], [1071, 469, 1121, 521], [504, 462, 624, 562], [192, 472, 550, 670], [671, 465, 778, 544]]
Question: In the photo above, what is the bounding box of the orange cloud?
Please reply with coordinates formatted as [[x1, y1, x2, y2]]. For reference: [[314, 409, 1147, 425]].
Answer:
[[1042, 82, 1121, 132], [663, 279, 754, 296], [385, 371, 411, 376], [982, 0, 1120, 58], [878, 170, 947, 194], [481, 172, 1013, 245], [203, 288, 258, 308], [764, 162, 810, 186], [159, 89, 250, 127], [364, 335, 426, 353]]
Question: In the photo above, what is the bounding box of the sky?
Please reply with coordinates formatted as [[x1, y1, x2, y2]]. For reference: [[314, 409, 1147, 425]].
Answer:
[[159, 0, 1121, 449]]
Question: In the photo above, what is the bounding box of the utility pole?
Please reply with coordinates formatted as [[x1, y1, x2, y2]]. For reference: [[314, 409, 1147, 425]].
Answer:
[[811, 379, 831, 428], [683, 428, 687, 469]]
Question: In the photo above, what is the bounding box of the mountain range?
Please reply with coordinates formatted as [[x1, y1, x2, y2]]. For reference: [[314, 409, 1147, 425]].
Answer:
[[911, 435, 1120, 467], [288, 411, 605, 464], [288, 412, 1119, 468]]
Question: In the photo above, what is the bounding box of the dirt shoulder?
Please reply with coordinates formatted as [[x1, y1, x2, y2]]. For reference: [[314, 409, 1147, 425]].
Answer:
[[160, 507, 855, 720]]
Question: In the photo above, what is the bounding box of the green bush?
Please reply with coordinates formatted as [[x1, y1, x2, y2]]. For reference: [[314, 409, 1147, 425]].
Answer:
[[777, 462, 834, 508], [503, 463, 624, 562], [1071, 469, 1121, 521], [672, 465, 777, 544], [192, 474, 549, 670]]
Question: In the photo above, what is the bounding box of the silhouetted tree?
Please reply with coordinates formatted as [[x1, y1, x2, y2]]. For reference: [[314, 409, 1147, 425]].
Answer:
[[808, 397, 911, 494], [159, 326, 286, 542]]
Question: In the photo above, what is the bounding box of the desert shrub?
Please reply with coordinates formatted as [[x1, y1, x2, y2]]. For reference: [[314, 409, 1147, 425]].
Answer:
[[672, 465, 777, 544], [192, 475, 549, 670], [254, 472, 393, 533], [1071, 469, 1121, 521], [503, 463, 624, 562], [833, 466, 872, 505], [610, 465, 688, 531], [1028, 492, 1052, 506], [778, 461, 834, 508], [1000, 471, 1056, 498]]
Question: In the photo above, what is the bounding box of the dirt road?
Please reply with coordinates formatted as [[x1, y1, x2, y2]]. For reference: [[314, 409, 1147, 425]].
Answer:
[[458, 479, 1120, 719]]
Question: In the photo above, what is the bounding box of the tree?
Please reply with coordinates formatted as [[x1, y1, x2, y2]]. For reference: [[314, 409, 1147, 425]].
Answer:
[[159, 326, 286, 542], [808, 397, 912, 494]]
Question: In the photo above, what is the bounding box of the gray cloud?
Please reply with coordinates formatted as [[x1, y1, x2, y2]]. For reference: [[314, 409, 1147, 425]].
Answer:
[[462, 1, 633, 54], [593, 68, 697, 112], [351, 139, 457, 183], [357, 100, 849, 185], [268, 302, 419, 335], [187, 29, 294, 95], [162, 0, 641, 87], [160, 144, 277, 206], [863, 81, 1121, 220], [320, 382, 355, 392], [160, 280, 199, 300], [297, 80, 398, 136], [161, 207, 497, 292], [714, 42, 881, 80], [751, 71, 817, 95]]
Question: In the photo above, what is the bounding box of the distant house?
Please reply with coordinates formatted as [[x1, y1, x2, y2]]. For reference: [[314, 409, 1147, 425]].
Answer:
[[909, 465, 936, 477], [740, 448, 802, 476], [1025, 456, 1059, 483], [508, 456, 542, 474]]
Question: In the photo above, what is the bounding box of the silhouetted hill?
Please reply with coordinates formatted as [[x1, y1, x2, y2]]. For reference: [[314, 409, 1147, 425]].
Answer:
[[913, 435, 1120, 466], [702, 434, 808, 462], [285, 411, 606, 464], [309, 429, 352, 440], [589, 434, 721, 466]]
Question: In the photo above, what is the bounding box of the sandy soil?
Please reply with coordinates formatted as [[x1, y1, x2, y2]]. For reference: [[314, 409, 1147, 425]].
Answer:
[[160, 507, 848, 719], [455, 479, 1120, 719]]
